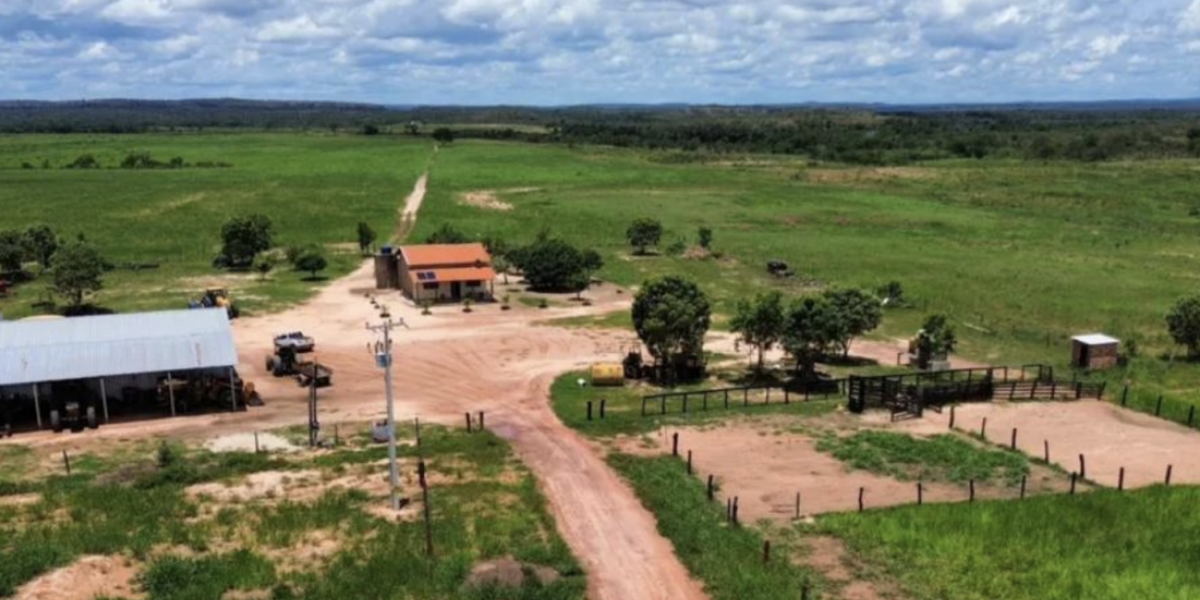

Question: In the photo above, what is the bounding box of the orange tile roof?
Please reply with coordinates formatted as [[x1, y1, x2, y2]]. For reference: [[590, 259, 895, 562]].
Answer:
[[410, 266, 496, 285], [400, 243, 491, 268]]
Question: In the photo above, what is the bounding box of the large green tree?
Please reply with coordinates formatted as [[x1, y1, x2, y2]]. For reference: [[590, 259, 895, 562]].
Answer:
[[626, 218, 663, 255], [1167, 295, 1200, 359], [425, 223, 469, 244], [0, 230, 24, 274], [730, 290, 785, 372], [914, 314, 957, 368], [294, 246, 328, 280], [52, 241, 105, 308], [515, 237, 584, 290], [23, 225, 58, 270], [782, 296, 839, 379], [632, 276, 711, 378], [219, 214, 273, 268], [823, 288, 883, 359]]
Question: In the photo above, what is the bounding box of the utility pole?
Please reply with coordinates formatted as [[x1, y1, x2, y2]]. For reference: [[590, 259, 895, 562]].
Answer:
[[367, 317, 407, 511]]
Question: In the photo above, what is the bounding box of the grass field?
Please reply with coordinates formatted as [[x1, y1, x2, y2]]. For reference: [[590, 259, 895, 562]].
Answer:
[[0, 133, 431, 318], [0, 425, 583, 599], [818, 486, 1200, 600], [815, 430, 1030, 486], [413, 140, 1200, 408]]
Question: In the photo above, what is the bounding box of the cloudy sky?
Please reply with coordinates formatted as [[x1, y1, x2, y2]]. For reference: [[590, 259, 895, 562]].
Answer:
[[1, 0, 1198, 104]]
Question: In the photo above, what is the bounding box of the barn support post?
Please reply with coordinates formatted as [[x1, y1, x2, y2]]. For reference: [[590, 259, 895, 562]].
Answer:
[[167, 372, 177, 417], [32, 384, 42, 429], [99, 378, 110, 423], [228, 367, 238, 412]]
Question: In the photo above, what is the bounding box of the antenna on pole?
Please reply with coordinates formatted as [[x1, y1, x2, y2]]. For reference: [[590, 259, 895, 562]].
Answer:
[[367, 316, 408, 511]]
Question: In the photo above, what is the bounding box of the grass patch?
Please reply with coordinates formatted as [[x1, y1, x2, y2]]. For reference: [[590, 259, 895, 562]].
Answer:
[[0, 425, 584, 599], [609, 453, 821, 600], [0, 133, 431, 318], [819, 486, 1200, 600], [543, 310, 633, 330], [816, 430, 1030, 486]]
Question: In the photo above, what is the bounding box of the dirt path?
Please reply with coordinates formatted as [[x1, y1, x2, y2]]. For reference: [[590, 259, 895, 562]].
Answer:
[[5, 169, 706, 600]]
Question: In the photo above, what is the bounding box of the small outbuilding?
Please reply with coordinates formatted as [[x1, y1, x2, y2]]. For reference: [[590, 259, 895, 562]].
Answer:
[[376, 243, 495, 303], [1071, 333, 1120, 370]]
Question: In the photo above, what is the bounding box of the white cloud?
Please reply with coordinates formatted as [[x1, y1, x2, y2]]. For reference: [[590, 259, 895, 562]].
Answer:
[[257, 15, 343, 42], [78, 40, 119, 60], [1184, 0, 1200, 31], [99, 0, 172, 25], [1088, 33, 1129, 59]]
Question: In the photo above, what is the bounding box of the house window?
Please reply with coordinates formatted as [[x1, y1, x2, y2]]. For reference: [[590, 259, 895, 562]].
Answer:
[[423, 283, 437, 290], [468, 280, 481, 287]]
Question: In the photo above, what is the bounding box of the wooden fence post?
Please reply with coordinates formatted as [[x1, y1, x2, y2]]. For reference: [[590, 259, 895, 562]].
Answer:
[[1121, 385, 1129, 406], [1118, 467, 1125, 491], [1044, 439, 1050, 463], [980, 417, 988, 438], [762, 540, 771, 564], [1166, 465, 1174, 486], [672, 432, 679, 457], [858, 487, 865, 512], [686, 450, 693, 475], [600, 399, 607, 420], [1079, 454, 1086, 479], [254, 431, 260, 453], [707, 475, 715, 501], [418, 459, 434, 557], [949, 405, 956, 429], [795, 492, 801, 519], [969, 479, 976, 502], [1020, 475, 1027, 499], [587, 401, 593, 422], [62, 450, 71, 475], [724, 390, 730, 409], [1011, 428, 1018, 451], [732, 496, 740, 525], [1070, 472, 1077, 495], [478, 411, 485, 430], [1156, 395, 1164, 417], [917, 482, 923, 505], [465, 412, 472, 433], [725, 498, 732, 521], [1188, 406, 1195, 427]]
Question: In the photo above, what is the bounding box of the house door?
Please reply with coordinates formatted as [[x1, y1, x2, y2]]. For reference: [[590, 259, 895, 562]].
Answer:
[[1078, 345, 1089, 369], [451, 282, 462, 299]]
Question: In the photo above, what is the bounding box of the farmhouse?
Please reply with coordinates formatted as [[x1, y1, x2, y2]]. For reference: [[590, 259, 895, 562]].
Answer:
[[0, 308, 241, 433], [1071, 333, 1120, 370], [375, 243, 496, 303]]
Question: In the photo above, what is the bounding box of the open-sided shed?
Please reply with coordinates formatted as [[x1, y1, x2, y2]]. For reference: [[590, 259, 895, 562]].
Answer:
[[0, 308, 240, 432], [1071, 334, 1120, 370]]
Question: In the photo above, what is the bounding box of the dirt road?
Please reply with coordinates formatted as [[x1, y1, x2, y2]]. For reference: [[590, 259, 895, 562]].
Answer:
[[7, 170, 707, 600]]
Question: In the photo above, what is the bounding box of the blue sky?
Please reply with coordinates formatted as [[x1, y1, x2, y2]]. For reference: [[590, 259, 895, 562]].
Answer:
[[1, 0, 1198, 104]]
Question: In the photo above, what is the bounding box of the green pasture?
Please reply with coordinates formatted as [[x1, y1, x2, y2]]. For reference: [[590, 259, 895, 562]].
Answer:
[[0, 133, 432, 317], [818, 486, 1200, 600], [414, 141, 1200, 405]]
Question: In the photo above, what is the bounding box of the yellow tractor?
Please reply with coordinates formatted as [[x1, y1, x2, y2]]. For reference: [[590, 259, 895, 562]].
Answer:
[[198, 288, 239, 319]]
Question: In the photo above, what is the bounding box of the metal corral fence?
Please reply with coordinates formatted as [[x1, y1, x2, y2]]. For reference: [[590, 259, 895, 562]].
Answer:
[[637, 363, 1109, 421], [640, 380, 848, 417]]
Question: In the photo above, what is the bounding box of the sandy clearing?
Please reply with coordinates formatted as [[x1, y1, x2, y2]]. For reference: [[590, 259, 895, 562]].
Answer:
[[13, 555, 142, 600], [205, 432, 298, 453], [461, 190, 514, 211], [925, 400, 1200, 489]]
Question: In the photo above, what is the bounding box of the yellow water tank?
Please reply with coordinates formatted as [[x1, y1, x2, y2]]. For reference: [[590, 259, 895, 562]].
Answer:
[[591, 363, 625, 387]]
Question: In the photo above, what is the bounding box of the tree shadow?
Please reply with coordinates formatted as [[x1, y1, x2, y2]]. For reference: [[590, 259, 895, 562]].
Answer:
[[821, 354, 881, 368], [62, 304, 115, 317]]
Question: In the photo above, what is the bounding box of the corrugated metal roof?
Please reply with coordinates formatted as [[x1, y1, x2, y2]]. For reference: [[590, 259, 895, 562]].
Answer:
[[400, 243, 491, 268], [0, 308, 237, 387], [1072, 333, 1120, 346]]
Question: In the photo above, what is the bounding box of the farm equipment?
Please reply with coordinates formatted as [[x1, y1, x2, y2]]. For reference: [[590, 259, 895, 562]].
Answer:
[[266, 345, 333, 387], [48, 382, 100, 433], [157, 373, 255, 413], [622, 345, 704, 382], [766, 260, 794, 278], [197, 289, 239, 319], [274, 331, 315, 353]]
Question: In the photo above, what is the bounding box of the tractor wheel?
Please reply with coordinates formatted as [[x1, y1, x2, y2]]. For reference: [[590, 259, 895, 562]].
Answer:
[[266, 356, 281, 375], [86, 406, 98, 429], [50, 410, 63, 433], [265, 355, 275, 371]]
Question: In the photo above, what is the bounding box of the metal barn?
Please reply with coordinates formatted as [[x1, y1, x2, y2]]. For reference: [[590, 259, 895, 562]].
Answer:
[[0, 309, 240, 433]]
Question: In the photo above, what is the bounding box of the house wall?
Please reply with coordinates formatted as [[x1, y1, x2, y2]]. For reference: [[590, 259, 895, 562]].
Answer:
[[411, 281, 491, 303], [1072, 341, 1119, 370]]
